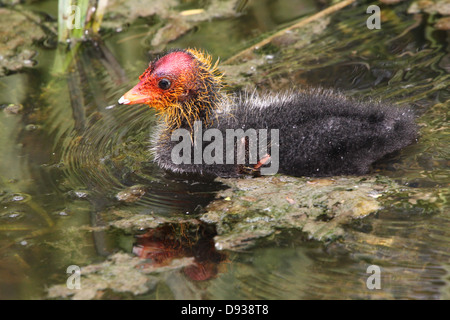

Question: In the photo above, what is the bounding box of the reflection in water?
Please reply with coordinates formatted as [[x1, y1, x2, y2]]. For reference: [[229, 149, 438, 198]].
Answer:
[[133, 224, 227, 281]]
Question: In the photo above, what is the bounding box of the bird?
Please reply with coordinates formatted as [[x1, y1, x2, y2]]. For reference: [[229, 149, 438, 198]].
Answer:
[[118, 48, 418, 178]]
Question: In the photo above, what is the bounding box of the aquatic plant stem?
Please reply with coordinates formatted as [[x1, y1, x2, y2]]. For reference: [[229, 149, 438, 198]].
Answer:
[[91, 0, 109, 34]]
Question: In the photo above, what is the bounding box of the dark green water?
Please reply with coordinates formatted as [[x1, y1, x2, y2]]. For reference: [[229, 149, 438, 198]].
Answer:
[[0, 0, 449, 299]]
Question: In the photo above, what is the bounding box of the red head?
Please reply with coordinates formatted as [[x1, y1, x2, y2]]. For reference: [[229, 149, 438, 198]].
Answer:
[[119, 49, 223, 128]]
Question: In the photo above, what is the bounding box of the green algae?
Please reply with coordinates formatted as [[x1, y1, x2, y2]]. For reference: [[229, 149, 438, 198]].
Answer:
[[115, 184, 147, 203], [47, 252, 196, 299], [107, 210, 199, 232], [408, 0, 450, 15], [103, 0, 240, 52], [45, 172, 446, 299], [100, 174, 445, 253], [0, 8, 46, 76], [201, 176, 384, 250], [199, 175, 446, 251]]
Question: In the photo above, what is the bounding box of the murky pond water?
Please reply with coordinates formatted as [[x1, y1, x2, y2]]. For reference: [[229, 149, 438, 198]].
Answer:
[[0, 0, 449, 299]]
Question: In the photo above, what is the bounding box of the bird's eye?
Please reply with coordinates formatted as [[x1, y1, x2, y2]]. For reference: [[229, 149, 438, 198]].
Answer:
[[158, 78, 171, 90]]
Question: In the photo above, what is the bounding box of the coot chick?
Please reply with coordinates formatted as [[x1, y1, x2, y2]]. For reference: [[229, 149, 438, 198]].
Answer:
[[118, 49, 417, 177]]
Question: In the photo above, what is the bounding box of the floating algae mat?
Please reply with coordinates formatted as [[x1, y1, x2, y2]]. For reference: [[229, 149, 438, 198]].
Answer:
[[46, 174, 445, 299], [203, 176, 393, 250]]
